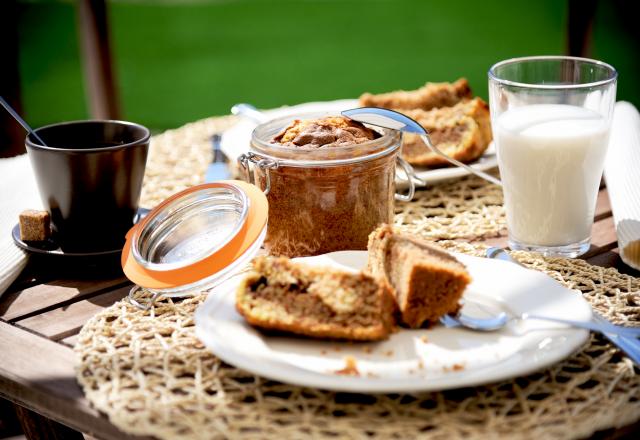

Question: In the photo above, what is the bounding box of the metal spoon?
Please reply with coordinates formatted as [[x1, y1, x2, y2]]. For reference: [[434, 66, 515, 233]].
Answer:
[[441, 247, 640, 338], [478, 247, 640, 365], [231, 103, 268, 124], [342, 107, 502, 186], [440, 309, 640, 337], [0, 96, 48, 146]]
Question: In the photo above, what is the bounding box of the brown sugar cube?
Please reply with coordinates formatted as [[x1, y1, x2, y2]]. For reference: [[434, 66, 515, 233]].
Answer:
[[19, 210, 51, 241]]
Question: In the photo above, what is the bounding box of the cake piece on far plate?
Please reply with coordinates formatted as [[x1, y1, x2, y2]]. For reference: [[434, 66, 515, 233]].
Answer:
[[400, 97, 493, 167], [359, 78, 472, 111], [366, 224, 471, 328], [236, 256, 396, 341]]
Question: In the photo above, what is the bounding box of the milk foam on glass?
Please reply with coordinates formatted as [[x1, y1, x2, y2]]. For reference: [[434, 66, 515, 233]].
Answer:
[[489, 56, 617, 257]]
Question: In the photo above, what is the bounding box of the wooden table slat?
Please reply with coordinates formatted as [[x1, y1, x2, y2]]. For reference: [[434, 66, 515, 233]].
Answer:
[[0, 277, 129, 322], [13, 286, 131, 341], [0, 321, 143, 440], [586, 249, 640, 277], [589, 216, 617, 249], [594, 188, 612, 220], [59, 334, 79, 349]]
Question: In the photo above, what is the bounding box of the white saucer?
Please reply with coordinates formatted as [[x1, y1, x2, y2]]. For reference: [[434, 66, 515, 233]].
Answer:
[[195, 251, 590, 393]]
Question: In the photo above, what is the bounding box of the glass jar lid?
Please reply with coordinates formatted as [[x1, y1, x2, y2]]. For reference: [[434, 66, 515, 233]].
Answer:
[[121, 180, 268, 294]]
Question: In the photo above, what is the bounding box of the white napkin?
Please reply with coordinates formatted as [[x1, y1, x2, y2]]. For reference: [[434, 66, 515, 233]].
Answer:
[[0, 154, 42, 295], [604, 101, 640, 270]]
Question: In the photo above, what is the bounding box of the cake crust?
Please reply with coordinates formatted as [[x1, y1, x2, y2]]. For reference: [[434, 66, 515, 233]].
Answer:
[[359, 78, 472, 111], [359, 78, 491, 168], [366, 225, 471, 328]]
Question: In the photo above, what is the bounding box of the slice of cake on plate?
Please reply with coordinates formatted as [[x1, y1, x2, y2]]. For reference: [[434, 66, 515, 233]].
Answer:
[[359, 78, 472, 111], [359, 79, 492, 168], [236, 256, 396, 341], [400, 97, 492, 167], [367, 224, 471, 328]]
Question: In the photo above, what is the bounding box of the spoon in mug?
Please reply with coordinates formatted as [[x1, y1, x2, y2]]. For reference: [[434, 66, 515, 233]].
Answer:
[[0, 96, 48, 146]]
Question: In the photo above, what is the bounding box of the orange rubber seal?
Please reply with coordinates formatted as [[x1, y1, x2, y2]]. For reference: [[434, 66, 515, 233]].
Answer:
[[121, 180, 268, 290]]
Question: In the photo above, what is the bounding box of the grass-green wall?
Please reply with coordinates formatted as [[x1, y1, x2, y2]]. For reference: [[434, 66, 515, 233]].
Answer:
[[18, 0, 639, 131]]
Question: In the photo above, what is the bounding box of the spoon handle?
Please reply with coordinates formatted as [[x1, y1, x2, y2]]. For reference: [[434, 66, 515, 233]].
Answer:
[[419, 134, 502, 186], [485, 247, 640, 366], [592, 314, 640, 365], [523, 313, 640, 337], [231, 103, 268, 124], [0, 96, 47, 146]]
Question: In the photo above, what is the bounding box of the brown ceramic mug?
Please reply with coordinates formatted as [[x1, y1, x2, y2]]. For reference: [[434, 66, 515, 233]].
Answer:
[[25, 120, 150, 253]]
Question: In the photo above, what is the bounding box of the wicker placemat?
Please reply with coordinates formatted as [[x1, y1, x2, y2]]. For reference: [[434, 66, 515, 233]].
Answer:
[[76, 116, 640, 439]]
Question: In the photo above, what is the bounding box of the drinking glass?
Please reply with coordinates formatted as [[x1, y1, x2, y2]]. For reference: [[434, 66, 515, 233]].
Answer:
[[488, 56, 617, 257]]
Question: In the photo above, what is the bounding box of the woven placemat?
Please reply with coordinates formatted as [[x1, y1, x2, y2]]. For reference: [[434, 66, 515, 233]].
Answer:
[[76, 115, 640, 439]]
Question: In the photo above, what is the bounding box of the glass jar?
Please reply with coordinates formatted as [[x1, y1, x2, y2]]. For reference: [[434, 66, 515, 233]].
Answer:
[[238, 112, 415, 257]]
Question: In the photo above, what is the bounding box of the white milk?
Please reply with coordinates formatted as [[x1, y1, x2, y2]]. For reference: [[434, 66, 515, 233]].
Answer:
[[495, 104, 610, 247]]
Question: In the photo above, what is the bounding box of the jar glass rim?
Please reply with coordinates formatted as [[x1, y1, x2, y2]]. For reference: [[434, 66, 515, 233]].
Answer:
[[488, 56, 617, 90], [250, 111, 402, 166]]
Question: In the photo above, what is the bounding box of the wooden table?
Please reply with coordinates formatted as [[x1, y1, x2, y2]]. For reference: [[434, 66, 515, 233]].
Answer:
[[0, 187, 638, 440]]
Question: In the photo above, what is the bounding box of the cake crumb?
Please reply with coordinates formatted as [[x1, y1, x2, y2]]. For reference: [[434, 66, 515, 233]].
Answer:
[[334, 356, 359, 376], [320, 350, 327, 355], [366, 372, 379, 378], [417, 360, 424, 370], [384, 349, 394, 357], [442, 363, 465, 373], [362, 346, 373, 354], [420, 335, 429, 343]]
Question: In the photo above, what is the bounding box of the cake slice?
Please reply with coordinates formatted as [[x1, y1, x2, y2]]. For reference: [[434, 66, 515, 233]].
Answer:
[[366, 225, 471, 328], [236, 256, 396, 341], [400, 98, 492, 167], [359, 78, 472, 111]]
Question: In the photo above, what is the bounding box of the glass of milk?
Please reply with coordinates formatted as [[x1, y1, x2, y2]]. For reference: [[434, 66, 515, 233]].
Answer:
[[489, 56, 617, 257]]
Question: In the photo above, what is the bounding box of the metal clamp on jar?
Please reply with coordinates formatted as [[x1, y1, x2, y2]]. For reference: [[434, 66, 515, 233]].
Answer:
[[238, 112, 420, 258]]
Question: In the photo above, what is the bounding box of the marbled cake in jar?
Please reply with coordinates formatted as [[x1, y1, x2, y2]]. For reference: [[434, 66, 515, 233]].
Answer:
[[243, 114, 405, 257]]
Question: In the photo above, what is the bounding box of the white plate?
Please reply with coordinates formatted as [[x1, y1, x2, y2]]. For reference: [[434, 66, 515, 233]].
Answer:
[[221, 99, 498, 185], [195, 251, 591, 393]]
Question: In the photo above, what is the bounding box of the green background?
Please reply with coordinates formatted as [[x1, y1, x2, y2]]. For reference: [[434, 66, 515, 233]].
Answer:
[[18, 0, 639, 131]]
